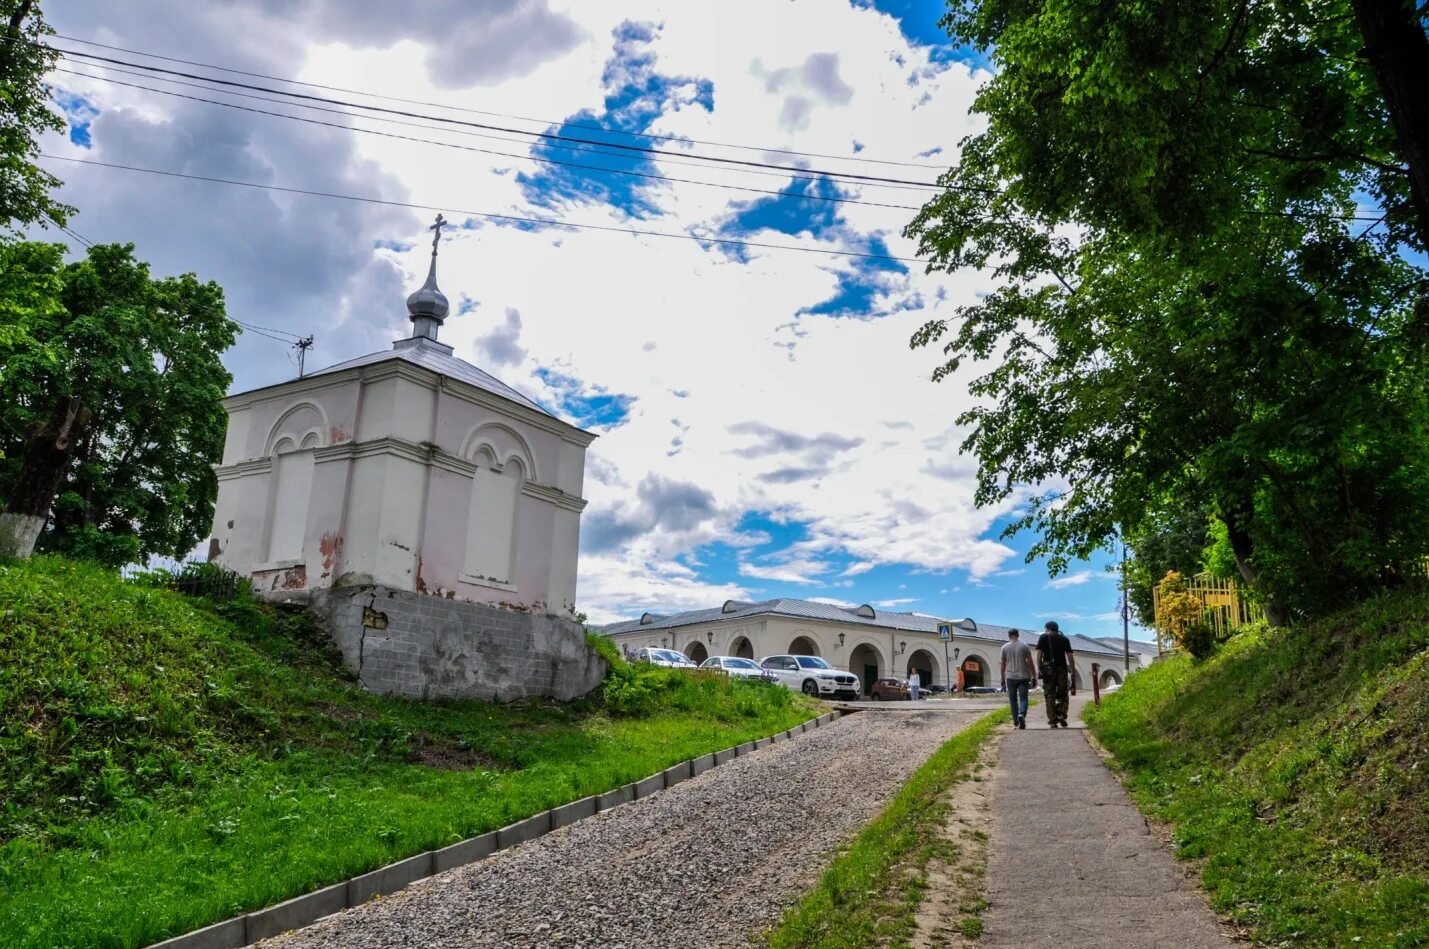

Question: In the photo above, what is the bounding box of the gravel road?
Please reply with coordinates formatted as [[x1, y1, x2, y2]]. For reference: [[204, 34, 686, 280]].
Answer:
[[266, 708, 982, 949]]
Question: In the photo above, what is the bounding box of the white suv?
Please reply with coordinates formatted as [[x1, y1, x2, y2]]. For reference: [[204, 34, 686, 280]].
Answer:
[[760, 655, 861, 699]]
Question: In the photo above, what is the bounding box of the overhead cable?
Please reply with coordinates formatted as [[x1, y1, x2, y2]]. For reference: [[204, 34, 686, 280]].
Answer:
[[40, 154, 926, 265]]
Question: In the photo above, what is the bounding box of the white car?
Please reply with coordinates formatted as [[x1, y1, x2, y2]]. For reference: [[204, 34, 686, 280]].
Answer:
[[700, 655, 779, 684], [759, 654, 861, 699], [637, 647, 696, 669]]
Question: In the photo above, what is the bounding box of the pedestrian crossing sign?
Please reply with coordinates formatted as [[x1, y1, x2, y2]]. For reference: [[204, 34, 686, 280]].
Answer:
[[937, 624, 952, 641]]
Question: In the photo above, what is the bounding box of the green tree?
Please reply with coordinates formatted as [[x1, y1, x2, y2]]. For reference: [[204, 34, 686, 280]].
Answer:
[[0, 0, 72, 231], [0, 241, 236, 565]]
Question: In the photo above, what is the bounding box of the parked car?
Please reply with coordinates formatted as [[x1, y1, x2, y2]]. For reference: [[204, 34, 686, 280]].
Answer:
[[963, 685, 1002, 694], [925, 683, 949, 695], [637, 647, 697, 669], [701, 655, 779, 684], [760, 654, 861, 699], [868, 677, 910, 701]]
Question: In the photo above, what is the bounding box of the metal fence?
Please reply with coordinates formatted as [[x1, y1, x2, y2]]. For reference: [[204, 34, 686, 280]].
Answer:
[[1152, 572, 1264, 653], [120, 558, 248, 601]]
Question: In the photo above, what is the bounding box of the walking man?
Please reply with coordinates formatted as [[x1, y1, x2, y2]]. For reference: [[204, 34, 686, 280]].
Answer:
[[999, 628, 1036, 729], [1035, 620, 1077, 728], [908, 668, 921, 701]]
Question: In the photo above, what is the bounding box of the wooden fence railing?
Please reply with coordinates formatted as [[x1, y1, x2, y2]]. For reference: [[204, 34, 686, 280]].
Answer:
[[1152, 572, 1263, 653]]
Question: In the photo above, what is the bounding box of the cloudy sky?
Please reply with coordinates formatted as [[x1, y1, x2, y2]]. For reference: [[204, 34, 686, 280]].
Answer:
[[37, 0, 1136, 637]]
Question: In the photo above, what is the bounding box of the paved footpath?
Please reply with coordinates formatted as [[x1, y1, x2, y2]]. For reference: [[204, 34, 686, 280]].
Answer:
[[978, 695, 1237, 948], [266, 708, 987, 949]]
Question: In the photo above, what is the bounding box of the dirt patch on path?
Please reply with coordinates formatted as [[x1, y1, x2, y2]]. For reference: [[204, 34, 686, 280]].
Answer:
[[908, 728, 1002, 948]]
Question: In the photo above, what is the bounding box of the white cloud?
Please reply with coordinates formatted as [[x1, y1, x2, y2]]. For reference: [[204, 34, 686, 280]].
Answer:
[[873, 597, 918, 608], [1045, 570, 1111, 589], [738, 557, 830, 585], [841, 561, 875, 577]]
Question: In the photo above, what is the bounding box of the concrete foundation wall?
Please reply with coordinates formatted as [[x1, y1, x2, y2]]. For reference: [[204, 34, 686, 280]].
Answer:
[[310, 585, 606, 702]]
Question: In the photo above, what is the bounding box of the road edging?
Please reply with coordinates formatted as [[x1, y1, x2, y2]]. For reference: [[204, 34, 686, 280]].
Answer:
[[148, 708, 849, 949]]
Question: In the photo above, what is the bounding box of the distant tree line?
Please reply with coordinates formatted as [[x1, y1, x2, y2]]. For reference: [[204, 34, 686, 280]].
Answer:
[[909, 0, 1429, 624]]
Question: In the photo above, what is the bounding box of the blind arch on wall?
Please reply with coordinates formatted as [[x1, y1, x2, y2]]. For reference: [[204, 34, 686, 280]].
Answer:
[[264, 431, 320, 563], [462, 447, 525, 585]]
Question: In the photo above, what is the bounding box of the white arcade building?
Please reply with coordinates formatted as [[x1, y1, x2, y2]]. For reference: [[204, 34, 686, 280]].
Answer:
[[602, 599, 1138, 694]]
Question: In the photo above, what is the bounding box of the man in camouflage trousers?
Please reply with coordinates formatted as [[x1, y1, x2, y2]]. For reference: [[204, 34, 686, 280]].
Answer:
[[1035, 620, 1077, 728]]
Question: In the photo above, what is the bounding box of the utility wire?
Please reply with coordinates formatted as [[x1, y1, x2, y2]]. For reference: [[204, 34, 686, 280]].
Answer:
[[235, 319, 305, 339], [48, 31, 947, 171], [40, 154, 927, 264], [56, 59, 940, 194], [55, 67, 926, 212], [48, 45, 950, 190]]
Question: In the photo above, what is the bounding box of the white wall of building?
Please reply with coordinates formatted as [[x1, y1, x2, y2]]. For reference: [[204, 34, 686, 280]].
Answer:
[[209, 357, 593, 616]]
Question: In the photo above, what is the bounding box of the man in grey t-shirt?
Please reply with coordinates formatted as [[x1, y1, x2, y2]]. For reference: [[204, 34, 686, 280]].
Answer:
[[999, 629, 1036, 729]]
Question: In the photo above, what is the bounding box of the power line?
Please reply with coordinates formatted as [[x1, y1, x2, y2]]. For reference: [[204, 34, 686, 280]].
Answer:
[[55, 67, 926, 212], [235, 319, 305, 340], [48, 31, 947, 172], [48, 45, 948, 191], [56, 59, 939, 194], [40, 154, 927, 264]]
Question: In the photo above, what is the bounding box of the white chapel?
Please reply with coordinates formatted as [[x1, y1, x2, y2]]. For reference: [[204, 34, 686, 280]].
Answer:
[[208, 217, 594, 618]]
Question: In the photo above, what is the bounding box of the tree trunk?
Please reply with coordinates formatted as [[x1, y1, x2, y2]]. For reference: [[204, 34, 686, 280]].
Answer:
[[0, 395, 91, 559], [1218, 503, 1290, 628], [1351, 0, 1429, 248]]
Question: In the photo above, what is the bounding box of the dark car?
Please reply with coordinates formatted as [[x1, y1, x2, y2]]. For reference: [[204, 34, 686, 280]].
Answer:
[[868, 677, 911, 701]]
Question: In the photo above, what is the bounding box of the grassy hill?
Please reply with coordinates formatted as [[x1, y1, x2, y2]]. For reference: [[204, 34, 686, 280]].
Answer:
[[1087, 589, 1429, 948], [0, 556, 814, 948]]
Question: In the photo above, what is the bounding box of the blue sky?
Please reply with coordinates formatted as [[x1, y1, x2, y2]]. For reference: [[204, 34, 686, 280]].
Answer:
[[44, 0, 1143, 640]]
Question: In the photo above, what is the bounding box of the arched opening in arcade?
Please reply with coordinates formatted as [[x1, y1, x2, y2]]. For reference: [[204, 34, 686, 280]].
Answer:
[[789, 635, 819, 656], [729, 636, 754, 660], [960, 654, 987, 689], [1099, 668, 1123, 689], [685, 641, 709, 665], [906, 649, 938, 691], [848, 643, 882, 695]]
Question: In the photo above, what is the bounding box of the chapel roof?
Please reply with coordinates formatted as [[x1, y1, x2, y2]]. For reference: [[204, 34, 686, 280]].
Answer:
[[305, 336, 551, 417]]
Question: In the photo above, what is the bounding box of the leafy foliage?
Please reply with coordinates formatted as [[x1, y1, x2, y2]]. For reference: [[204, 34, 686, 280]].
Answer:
[[0, 0, 72, 232], [908, 0, 1429, 620], [1087, 588, 1429, 945], [1154, 571, 1214, 659], [0, 241, 235, 565]]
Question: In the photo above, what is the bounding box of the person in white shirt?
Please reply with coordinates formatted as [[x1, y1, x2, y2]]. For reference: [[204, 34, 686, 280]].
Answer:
[[908, 669, 921, 701], [1000, 628, 1037, 729]]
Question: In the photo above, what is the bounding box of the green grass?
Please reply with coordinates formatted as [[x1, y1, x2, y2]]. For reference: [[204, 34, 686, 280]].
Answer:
[[0, 556, 815, 948], [1086, 588, 1429, 948], [765, 709, 1008, 949]]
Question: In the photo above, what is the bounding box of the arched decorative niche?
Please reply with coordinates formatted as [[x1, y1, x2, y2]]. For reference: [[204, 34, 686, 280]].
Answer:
[[264, 430, 320, 563], [462, 451, 525, 587], [459, 422, 538, 481], [265, 401, 328, 457]]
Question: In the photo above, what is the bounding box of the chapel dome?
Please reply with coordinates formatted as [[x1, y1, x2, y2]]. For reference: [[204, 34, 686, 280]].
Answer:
[[406, 266, 449, 323]]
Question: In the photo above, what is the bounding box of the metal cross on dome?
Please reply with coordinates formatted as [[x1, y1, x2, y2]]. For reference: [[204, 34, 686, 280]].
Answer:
[[429, 213, 447, 255]]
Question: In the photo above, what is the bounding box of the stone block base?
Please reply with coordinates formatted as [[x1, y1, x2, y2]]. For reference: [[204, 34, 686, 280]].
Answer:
[[309, 585, 607, 702]]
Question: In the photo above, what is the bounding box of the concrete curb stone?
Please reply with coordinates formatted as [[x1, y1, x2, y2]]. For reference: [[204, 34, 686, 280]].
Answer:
[[634, 774, 664, 799], [497, 812, 551, 850], [597, 784, 635, 812], [347, 852, 434, 906], [713, 747, 736, 765], [662, 761, 692, 788], [147, 916, 247, 949], [245, 882, 348, 942], [550, 795, 598, 829], [690, 753, 715, 776], [432, 832, 496, 873], [735, 741, 756, 756], [754, 737, 772, 750]]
